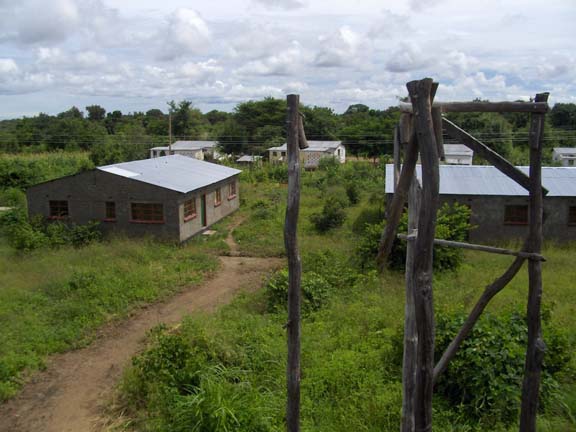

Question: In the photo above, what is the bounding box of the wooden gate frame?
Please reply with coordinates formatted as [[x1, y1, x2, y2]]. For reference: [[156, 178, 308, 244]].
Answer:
[[377, 78, 549, 432]]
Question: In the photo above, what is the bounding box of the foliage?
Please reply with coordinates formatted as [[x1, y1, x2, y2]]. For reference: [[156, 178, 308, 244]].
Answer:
[[309, 196, 347, 233], [432, 308, 571, 426], [265, 268, 332, 314]]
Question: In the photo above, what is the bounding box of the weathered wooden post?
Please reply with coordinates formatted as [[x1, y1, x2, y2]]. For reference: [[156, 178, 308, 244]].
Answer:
[[520, 92, 549, 432], [284, 94, 307, 432], [407, 78, 439, 432]]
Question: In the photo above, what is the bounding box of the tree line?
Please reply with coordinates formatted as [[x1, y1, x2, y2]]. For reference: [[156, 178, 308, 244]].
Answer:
[[0, 98, 575, 165]]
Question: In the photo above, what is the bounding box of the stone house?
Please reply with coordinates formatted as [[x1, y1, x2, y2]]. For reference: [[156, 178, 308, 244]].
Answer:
[[552, 147, 576, 167], [149, 141, 220, 160], [268, 141, 346, 168], [27, 155, 241, 242], [385, 164, 576, 243]]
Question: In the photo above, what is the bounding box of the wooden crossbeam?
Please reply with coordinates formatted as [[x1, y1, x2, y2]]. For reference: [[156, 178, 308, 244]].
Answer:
[[399, 101, 549, 113], [442, 118, 549, 196], [398, 233, 545, 261]]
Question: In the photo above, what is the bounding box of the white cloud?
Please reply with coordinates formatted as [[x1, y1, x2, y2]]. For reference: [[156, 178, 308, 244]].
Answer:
[[251, 0, 306, 10], [235, 42, 307, 76], [385, 41, 432, 73], [314, 26, 368, 67], [0, 58, 19, 76], [157, 8, 212, 61]]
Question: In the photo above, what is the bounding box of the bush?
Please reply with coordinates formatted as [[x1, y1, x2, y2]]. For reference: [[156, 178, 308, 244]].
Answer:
[[345, 182, 361, 205], [265, 268, 332, 314], [310, 196, 347, 233], [351, 205, 385, 234], [432, 308, 571, 426]]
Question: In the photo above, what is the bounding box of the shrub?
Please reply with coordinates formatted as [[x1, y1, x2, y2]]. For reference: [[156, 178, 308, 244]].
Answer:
[[432, 308, 571, 426], [310, 196, 347, 233], [345, 182, 361, 205], [351, 205, 385, 234], [265, 269, 332, 314]]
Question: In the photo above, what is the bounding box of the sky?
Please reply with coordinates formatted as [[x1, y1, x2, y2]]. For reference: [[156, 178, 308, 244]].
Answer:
[[0, 0, 574, 119]]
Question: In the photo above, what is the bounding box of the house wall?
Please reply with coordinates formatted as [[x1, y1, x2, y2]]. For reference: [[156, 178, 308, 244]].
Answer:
[[178, 176, 240, 242], [386, 193, 576, 243], [28, 170, 188, 242]]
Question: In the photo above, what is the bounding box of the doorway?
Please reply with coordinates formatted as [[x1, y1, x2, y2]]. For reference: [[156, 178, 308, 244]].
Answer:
[[200, 194, 207, 227]]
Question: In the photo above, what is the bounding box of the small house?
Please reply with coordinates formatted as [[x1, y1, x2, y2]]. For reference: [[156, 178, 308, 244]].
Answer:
[[552, 147, 576, 167], [236, 155, 263, 165], [268, 141, 346, 168], [385, 164, 576, 243], [150, 141, 220, 160], [443, 144, 474, 165], [27, 155, 241, 242]]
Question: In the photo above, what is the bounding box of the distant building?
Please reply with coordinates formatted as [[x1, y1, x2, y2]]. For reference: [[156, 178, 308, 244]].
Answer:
[[236, 155, 263, 165], [150, 141, 220, 160], [443, 144, 474, 165], [27, 156, 241, 242], [268, 141, 346, 168], [385, 164, 576, 243], [552, 147, 576, 166]]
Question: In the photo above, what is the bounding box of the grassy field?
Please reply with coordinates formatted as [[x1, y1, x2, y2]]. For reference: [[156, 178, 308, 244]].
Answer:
[[0, 228, 232, 400], [111, 163, 576, 431]]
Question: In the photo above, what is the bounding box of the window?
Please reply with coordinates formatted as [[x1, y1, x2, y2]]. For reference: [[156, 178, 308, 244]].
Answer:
[[105, 201, 116, 221], [228, 181, 237, 199], [504, 205, 528, 225], [131, 203, 164, 223], [281, 151, 286, 157], [184, 198, 196, 221], [569, 207, 576, 226], [49, 200, 68, 219], [214, 189, 222, 207]]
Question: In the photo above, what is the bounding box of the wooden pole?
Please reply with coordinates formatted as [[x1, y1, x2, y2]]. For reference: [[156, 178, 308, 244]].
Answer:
[[407, 78, 439, 432], [376, 122, 418, 271], [393, 125, 401, 187], [520, 92, 549, 432], [442, 118, 548, 195], [401, 177, 421, 432], [399, 101, 549, 114], [432, 107, 445, 161], [433, 252, 527, 382]]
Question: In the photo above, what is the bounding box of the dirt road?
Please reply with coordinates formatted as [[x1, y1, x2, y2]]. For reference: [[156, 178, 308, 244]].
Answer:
[[0, 225, 283, 432]]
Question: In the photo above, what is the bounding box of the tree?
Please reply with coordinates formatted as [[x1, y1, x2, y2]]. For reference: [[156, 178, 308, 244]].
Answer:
[[57, 106, 84, 120], [86, 105, 106, 121], [300, 106, 339, 140], [550, 103, 576, 129]]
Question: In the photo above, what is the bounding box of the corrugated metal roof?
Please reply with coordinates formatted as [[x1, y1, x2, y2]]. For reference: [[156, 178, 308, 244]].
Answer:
[[98, 155, 241, 193], [172, 141, 218, 150], [236, 155, 262, 162], [553, 147, 576, 155], [269, 141, 343, 152], [385, 164, 576, 197]]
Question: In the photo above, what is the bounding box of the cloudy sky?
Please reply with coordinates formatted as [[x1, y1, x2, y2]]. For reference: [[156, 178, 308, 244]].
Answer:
[[0, 0, 574, 119]]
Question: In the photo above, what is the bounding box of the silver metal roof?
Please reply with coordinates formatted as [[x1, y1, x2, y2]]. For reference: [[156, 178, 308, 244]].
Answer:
[[98, 155, 241, 193], [385, 164, 576, 197], [236, 155, 262, 162], [553, 147, 576, 155], [269, 141, 343, 152], [150, 141, 218, 151]]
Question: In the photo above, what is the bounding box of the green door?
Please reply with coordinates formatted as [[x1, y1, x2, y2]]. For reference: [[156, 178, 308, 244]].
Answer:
[[201, 194, 207, 227]]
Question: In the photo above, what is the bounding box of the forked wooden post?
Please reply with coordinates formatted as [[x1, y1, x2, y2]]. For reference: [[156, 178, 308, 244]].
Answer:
[[520, 92, 549, 432], [285, 94, 302, 432], [407, 78, 439, 432]]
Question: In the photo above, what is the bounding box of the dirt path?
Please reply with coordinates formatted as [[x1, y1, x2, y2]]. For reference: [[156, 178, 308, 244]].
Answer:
[[0, 221, 283, 432]]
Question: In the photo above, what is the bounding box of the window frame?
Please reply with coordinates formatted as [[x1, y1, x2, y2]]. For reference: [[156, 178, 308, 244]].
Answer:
[[214, 188, 222, 207], [504, 204, 529, 225], [104, 201, 116, 221], [183, 198, 197, 222], [228, 181, 237, 200], [569, 206, 576, 226], [49, 200, 69, 219], [130, 202, 164, 224]]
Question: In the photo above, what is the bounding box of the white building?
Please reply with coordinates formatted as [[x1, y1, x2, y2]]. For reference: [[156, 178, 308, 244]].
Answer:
[[150, 141, 220, 160], [268, 141, 346, 168], [552, 147, 576, 167], [443, 144, 474, 165]]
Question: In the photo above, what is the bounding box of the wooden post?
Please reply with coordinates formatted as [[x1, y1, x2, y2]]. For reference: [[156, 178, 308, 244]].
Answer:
[[401, 177, 421, 432], [520, 92, 549, 432], [399, 101, 549, 113], [407, 78, 439, 432], [285, 94, 302, 432], [393, 125, 401, 187], [432, 107, 444, 161]]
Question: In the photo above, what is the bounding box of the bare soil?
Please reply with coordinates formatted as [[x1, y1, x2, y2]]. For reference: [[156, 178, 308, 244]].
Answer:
[[0, 222, 283, 432]]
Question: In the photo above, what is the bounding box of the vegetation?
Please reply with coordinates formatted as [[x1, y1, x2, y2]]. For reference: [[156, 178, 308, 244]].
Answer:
[[109, 161, 575, 431]]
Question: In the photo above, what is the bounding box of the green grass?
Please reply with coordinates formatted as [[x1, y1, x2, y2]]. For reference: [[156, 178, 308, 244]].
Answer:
[[113, 163, 576, 431], [0, 233, 224, 400]]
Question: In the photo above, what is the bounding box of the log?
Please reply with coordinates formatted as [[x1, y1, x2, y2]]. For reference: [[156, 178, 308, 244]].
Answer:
[[442, 118, 548, 195], [407, 78, 439, 432], [520, 92, 549, 432], [376, 129, 418, 271], [433, 251, 527, 382], [298, 113, 309, 149], [399, 101, 549, 113], [401, 177, 421, 432], [399, 113, 413, 145], [393, 125, 401, 187], [397, 235, 545, 261], [285, 94, 302, 432]]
